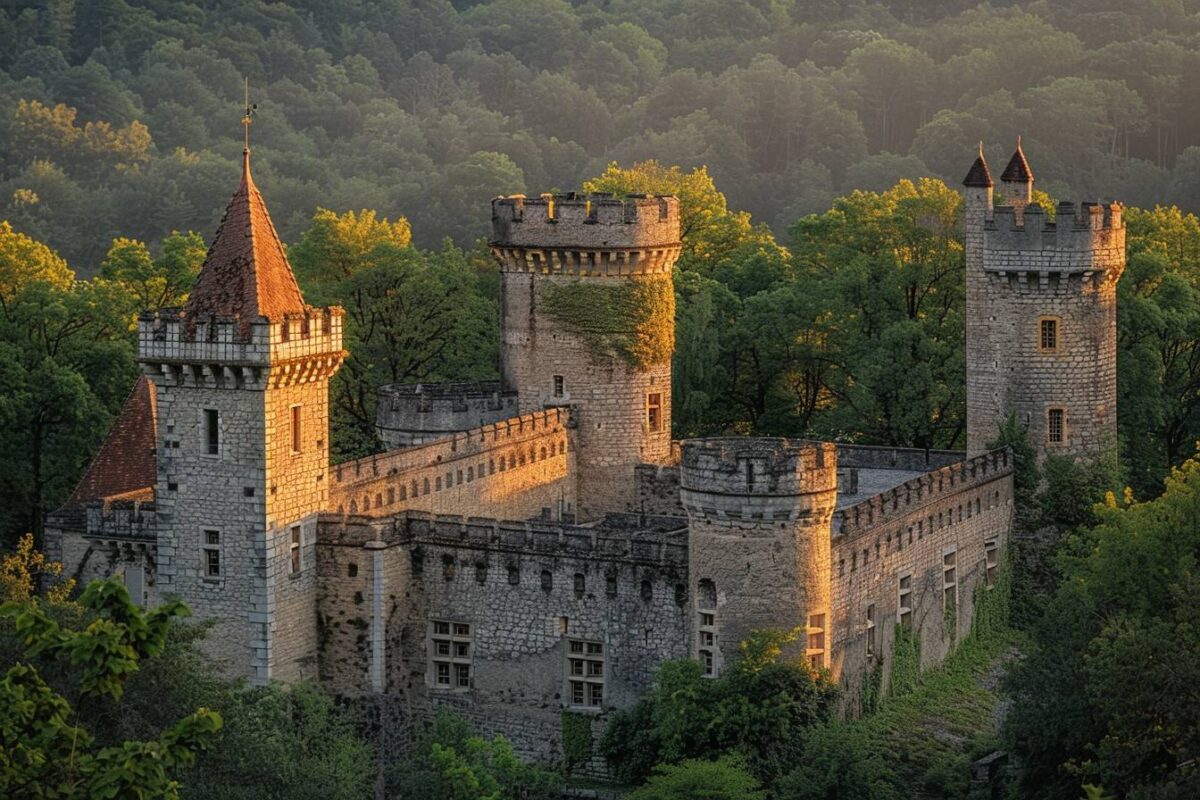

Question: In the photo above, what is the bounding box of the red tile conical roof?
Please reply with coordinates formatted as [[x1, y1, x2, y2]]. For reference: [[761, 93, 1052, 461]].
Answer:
[[184, 149, 306, 333], [65, 375, 157, 508]]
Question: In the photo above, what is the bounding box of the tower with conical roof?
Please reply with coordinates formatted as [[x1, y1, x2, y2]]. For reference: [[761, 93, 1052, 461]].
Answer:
[[962, 140, 1123, 464], [139, 146, 345, 683]]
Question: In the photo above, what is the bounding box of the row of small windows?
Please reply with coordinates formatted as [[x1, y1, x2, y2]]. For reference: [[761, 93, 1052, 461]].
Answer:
[[861, 539, 1000, 656], [199, 524, 307, 581], [427, 620, 607, 709], [346, 439, 568, 513], [838, 491, 1000, 577]]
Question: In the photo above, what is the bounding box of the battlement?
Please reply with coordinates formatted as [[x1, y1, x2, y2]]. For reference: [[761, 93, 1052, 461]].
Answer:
[[981, 202, 1125, 274], [138, 306, 345, 388], [833, 448, 1011, 540], [315, 509, 688, 568], [490, 193, 681, 275], [679, 438, 837, 498], [84, 498, 157, 541]]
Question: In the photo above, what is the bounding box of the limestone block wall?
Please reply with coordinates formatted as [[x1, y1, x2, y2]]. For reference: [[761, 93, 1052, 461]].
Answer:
[[500, 270, 673, 518], [830, 449, 1013, 713], [331, 409, 575, 522], [315, 510, 690, 771], [635, 463, 684, 516], [681, 439, 838, 670]]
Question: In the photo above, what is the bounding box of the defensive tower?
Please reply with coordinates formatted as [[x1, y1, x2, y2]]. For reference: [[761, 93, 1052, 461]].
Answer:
[[679, 438, 838, 675], [963, 142, 1124, 463], [491, 193, 681, 519], [139, 149, 344, 683]]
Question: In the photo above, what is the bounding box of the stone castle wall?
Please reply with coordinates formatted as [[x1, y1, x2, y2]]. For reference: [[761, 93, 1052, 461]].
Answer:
[[315, 510, 690, 771], [331, 408, 575, 521], [830, 449, 1013, 712]]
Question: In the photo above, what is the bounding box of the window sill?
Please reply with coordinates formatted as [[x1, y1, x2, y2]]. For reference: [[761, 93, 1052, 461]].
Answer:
[[563, 705, 603, 715]]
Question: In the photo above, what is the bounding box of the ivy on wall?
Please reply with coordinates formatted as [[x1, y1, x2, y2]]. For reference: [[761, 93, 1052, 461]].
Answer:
[[561, 710, 594, 774], [537, 275, 675, 369], [888, 624, 922, 701]]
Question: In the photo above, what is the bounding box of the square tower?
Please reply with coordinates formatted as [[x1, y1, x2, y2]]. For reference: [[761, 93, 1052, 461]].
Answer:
[[139, 150, 344, 683], [963, 142, 1124, 464]]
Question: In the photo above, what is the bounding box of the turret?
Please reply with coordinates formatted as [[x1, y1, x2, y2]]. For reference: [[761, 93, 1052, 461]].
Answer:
[[490, 192, 682, 519], [963, 140, 1123, 465], [140, 149, 345, 684], [680, 438, 838, 675]]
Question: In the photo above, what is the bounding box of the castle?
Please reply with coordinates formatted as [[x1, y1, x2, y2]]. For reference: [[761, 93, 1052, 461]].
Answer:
[[44, 140, 1121, 769]]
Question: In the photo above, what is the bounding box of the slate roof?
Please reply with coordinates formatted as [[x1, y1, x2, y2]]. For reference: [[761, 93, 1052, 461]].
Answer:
[[64, 375, 157, 508], [962, 151, 993, 188], [1001, 140, 1033, 183], [184, 149, 306, 334]]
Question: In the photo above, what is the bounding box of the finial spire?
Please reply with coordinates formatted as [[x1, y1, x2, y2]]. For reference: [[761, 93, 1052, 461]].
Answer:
[[979, 141, 984, 158], [242, 77, 256, 153]]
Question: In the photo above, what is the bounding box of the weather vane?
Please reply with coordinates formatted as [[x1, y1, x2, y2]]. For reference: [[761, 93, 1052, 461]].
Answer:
[[242, 77, 257, 151]]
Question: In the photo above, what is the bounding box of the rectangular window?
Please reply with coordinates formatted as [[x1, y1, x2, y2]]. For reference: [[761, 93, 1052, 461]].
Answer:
[[430, 620, 472, 689], [553, 375, 565, 398], [202, 529, 222, 579], [203, 409, 219, 456], [646, 392, 663, 433], [289, 526, 302, 574], [806, 613, 826, 669], [1039, 317, 1059, 351], [985, 539, 999, 587], [943, 549, 958, 616], [697, 606, 718, 677], [566, 639, 605, 708], [898, 574, 912, 628], [1048, 408, 1065, 443], [291, 405, 302, 453], [865, 603, 876, 658]]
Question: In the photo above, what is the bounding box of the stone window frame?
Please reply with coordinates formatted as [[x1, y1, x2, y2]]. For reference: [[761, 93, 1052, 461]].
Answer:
[[428, 619, 472, 691], [696, 578, 719, 677], [897, 571, 913, 628], [865, 602, 876, 658], [984, 538, 1000, 588], [289, 525, 303, 575], [646, 392, 663, 433], [200, 407, 221, 458], [553, 374, 565, 398], [564, 639, 605, 711], [289, 403, 302, 454], [806, 612, 826, 669], [1047, 406, 1066, 444], [201, 527, 223, 582], [1037, 315, 1063, 353], [943, 546, 958, 616]]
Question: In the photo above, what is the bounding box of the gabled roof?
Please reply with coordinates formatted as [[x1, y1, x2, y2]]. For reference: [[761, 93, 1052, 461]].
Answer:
[[64, 375, 157, 508], [962, 149, 993, 188], [184, 149, 306, 333], [1001, 138, 1033, 183]]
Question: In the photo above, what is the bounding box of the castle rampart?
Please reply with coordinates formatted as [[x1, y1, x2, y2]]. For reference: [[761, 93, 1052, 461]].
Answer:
[[376, 381, 519, 449], [332, 408, 575, 521]]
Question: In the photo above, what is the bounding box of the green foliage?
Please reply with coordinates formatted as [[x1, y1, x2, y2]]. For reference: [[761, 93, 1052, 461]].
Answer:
[[386, 708, 561, 800], [986, 413, 1040, 510], [0, 578, 222, 799], [1006, 451, 1200, 800], [887, 624, 922, 701], [599, 628, 838, 787], [627, 754, 766, 800], [559, 711, 593, 775], [538, 275, 674, 369], [98, 231, 204, 320]]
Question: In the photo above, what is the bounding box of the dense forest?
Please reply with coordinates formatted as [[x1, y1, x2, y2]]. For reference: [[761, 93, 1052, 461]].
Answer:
[[3, 1, 1200, 798], [6, 0, 1200, 267]]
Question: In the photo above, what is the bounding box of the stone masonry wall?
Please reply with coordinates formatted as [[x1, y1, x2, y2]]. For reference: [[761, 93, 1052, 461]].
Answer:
[[376, 382, 519, 449], [331, 408, 575, 522], [830, 449, 1013, 714]]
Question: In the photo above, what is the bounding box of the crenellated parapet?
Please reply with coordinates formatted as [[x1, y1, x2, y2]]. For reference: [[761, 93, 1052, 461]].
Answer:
[[137, 306, 345, 389], [832, 448, 1011, 540], [679, 437, 837, 520], [84, 498, 157, 541], [983, 201, 1125, 286], [490, 192, 681, 275]]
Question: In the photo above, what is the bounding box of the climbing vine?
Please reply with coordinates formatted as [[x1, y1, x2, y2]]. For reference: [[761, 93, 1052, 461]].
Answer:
[[859, 661, 884, 715], [561, 710, 594, 774], [538, 275, 675, 369], [888, 624, 922, 700]]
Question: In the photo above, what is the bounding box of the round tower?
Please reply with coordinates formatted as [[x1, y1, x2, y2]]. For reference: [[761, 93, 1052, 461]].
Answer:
[[963, 141, 1124, 464], [491, 192, 681, 519], [679, 438, 838, 674]]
